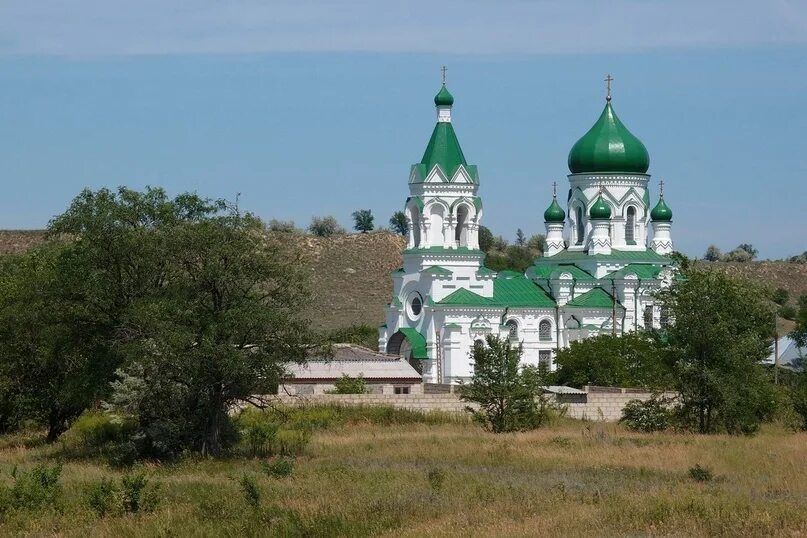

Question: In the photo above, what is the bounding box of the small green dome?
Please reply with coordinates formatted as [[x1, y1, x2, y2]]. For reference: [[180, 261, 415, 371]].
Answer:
[[568, 101, 650, 174], [544, 198, 566, 223], [434, 85, 454, 106], [650, 197, 673, 221], [589, 195, 611, 219]]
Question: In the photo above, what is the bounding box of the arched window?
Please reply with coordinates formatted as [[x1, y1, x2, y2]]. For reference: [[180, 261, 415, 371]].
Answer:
[[538, 319, 552, 341], [626, 206, 636, 243], [505, 320, 518, 340], [455, 205, 469, 247], [429, 204, 445, 247], [644, 305, 653, 329], [410, 208, 421, 248], [576, 207, 584, 245]]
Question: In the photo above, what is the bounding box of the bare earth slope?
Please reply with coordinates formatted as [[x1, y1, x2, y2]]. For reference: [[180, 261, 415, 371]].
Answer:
[[1, 230, 804, 332]]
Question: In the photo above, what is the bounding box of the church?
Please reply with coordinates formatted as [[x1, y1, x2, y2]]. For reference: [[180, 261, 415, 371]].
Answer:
[[378, 78, 678, 384]]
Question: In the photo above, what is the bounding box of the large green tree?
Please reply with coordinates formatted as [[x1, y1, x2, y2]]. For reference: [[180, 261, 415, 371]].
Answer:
[[659, 269, 776, 434]]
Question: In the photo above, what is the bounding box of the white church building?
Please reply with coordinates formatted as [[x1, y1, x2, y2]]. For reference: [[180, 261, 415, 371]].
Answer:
[[378, 80, 679, 384]]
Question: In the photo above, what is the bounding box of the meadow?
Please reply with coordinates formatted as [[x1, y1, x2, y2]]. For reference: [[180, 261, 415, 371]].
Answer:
[[0, 406, 805, 537]]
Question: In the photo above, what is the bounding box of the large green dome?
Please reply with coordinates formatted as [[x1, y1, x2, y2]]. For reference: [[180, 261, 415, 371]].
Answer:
[[544, 197, 566, 223], [434, 85, 454, 106], [568, 101, 650, 174], [650, 197, 673, 221], [589, 195, 611, 219]]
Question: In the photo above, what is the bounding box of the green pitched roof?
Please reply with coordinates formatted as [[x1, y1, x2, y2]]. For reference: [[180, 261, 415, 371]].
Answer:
[[419, 122, 469, 180], [536, 249, 671, 263], [476, 266, 497, 275], [566, 287, 623, 309], [396, 328, 428, 359], [530, 264, 596, 281], [568, 100, 650, 175], [437, 274, 556, 308], [422, 265, 452, 276], [605, 263, 663, 280]]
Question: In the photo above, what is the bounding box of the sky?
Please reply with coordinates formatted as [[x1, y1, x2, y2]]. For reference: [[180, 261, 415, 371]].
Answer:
[[0, 1, 805, 260]]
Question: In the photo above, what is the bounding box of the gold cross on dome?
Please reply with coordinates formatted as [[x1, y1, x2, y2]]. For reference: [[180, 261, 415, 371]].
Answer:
[[605, 74, 613, 101], [659, 179, 665, 196], [441, 65, 447, 85]]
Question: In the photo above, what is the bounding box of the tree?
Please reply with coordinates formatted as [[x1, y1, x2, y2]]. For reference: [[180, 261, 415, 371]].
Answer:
[[790, 294, 807, 351], [308, 216, 345, 237], [388, 211, 408, 236], [515, 228, 526, 247], [352, 209, 374, 233], [552, 333, 672, 390], [723, 248, 753, 262], [267, 219, 297, 233], [478, 226, 494, 253], [737, 243, 758, 260], [788, 251, 807, 264], [658, 269, 776, 434], [703, 245, 722, 262], [459, 335, 554, 432], [772, 288, 789, 306], [527, 234, 546, 254]]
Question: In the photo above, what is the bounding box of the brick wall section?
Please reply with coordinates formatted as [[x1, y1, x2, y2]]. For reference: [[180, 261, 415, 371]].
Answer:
[[270, 387, 675, 421]]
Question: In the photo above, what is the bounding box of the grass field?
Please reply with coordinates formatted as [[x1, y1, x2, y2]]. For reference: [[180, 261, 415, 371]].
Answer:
[[0, 408, 805, 537]]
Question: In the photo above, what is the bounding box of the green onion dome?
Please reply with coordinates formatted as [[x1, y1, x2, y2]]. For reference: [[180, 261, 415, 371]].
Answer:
[[650, 196, 673, 221], [544, 197, 566, 223], [568, 100, 650, 174], [434, 85, 454, 106], [589, 195, 611, 219]]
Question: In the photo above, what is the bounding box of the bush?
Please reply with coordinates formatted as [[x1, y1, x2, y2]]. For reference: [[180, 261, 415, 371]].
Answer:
[[688, 464, 714, 482], [772, 288, 789, 306], [262, 458, 294, 479], [427, 468, 445, 492], [86, 478, 117, 516], [237, 408, 279, 457], [7, 464, 62, 511], [85, 473, 159, 516], [275, 429, 311, 457], [779, 304, 797, 320], [328, 374, 368, 395], [620, 396, 672, 432], [239, 474, 261, 509], [62, 411, 137, 452], [308, 216, 345, 237]]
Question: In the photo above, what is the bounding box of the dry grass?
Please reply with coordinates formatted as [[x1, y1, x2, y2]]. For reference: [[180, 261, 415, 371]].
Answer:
[[0, 418, 805, 537]]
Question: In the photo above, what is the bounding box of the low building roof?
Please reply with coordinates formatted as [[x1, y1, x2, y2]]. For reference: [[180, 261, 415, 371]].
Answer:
[[284, 344, 422, 382], [764, 336, 805, 371]]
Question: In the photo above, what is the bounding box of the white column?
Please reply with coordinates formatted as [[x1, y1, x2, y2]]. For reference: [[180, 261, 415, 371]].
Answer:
[[588, 219, 612, 255], [544, 222, 565, 256], [650, 221, 674, 255]]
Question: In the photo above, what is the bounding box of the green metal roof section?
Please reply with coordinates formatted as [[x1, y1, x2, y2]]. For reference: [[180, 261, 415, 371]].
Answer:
[[650, 196, 673, 221], [437, 287, 492, 307], [566, 287, 624, 309], [605, 263, 663, 280], [536, 249, 670, 264], [443, 323, 462, 329], [530, 264, 596, 281], [405, 196, 424, 211], [473, 196, 483, 212], [544, 197, 566, 223], [589, 194, 612, 219], [421, 265, 453, 276], [568, 100, 650, 175], [390, 267, 405, 276], [404, 246, 484, 256], [419, 121, 470, 181], [492, 274, 556, 308], [476, 266, 497, 275], [392, 297, 403, 308], [397, 328, 428, 359], [434, 85, 454, 106]]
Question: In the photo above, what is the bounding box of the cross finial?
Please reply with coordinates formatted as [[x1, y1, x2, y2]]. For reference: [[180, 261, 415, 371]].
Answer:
[[599, 182, 604, 194], [441, 65, 447, 85], [659, 179, 665, 197], [552, 181, 557, 198], [605, 74, 613, 101]]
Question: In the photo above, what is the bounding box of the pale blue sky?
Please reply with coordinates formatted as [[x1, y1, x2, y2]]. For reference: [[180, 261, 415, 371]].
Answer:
[[0, 1, 805, 259]]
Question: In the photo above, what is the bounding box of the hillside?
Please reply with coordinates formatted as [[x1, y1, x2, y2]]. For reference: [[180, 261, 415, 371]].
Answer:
[[0, 230, 804, 334]]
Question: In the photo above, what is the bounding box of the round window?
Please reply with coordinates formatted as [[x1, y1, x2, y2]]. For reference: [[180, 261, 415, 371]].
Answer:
[[410, 296, 422, 317]]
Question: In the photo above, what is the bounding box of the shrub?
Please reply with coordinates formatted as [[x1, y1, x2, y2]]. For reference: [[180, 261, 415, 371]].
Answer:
[[688, 464, 714, 482], [779, 304, 797, 320], [772, 288, 789, 306], [262, 458, 294, 479], [274, 429, 311, 457], [239, 474, 261, 509], [237, 408, 279, 457], [620, 396, 672, 433], [9, 463, 62, 510], [86, 478, 117, 516], [121, 472, 151, 514], [328, 374, 368, 395], [62, 411, 137, 453], [85, 473, 159, 516], [427, 468, 445, 492], [308, 216, 345, 237]]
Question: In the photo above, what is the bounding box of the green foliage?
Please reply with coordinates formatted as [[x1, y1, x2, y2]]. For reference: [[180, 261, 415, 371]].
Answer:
[[620, 396, 672, 433], [328, 374, 369, 394], [239, 474, 261, 509], [478, 225, 494, 252], [427, 468, 445, 492], [460, 335, 559, 433], [326, 324, 377, 349], [267, 219, 298, 233], [788, 251, 807, 264], [262, 458, 294, 479], [7, 464, 62, 511], [779, 304, 797, 320], [388, 211, 408, 235], [351, 209, 374, 233], [790, 295, 807, 350], [85, 478, 117, 516], [703, 245, 722, 262], [515, 228, 526, 247], [772, 287, 789, 306], [121, 472, 154, 513], [237, 408, 279, 457], [552, 333, 672, 389], [659, 269, 776, 434], [61, 411, 137, 453], [308, 215, 345, 237], [527, 234, 546, 253], [86, 473, 160, 517], [688, 464, 714, 482]]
